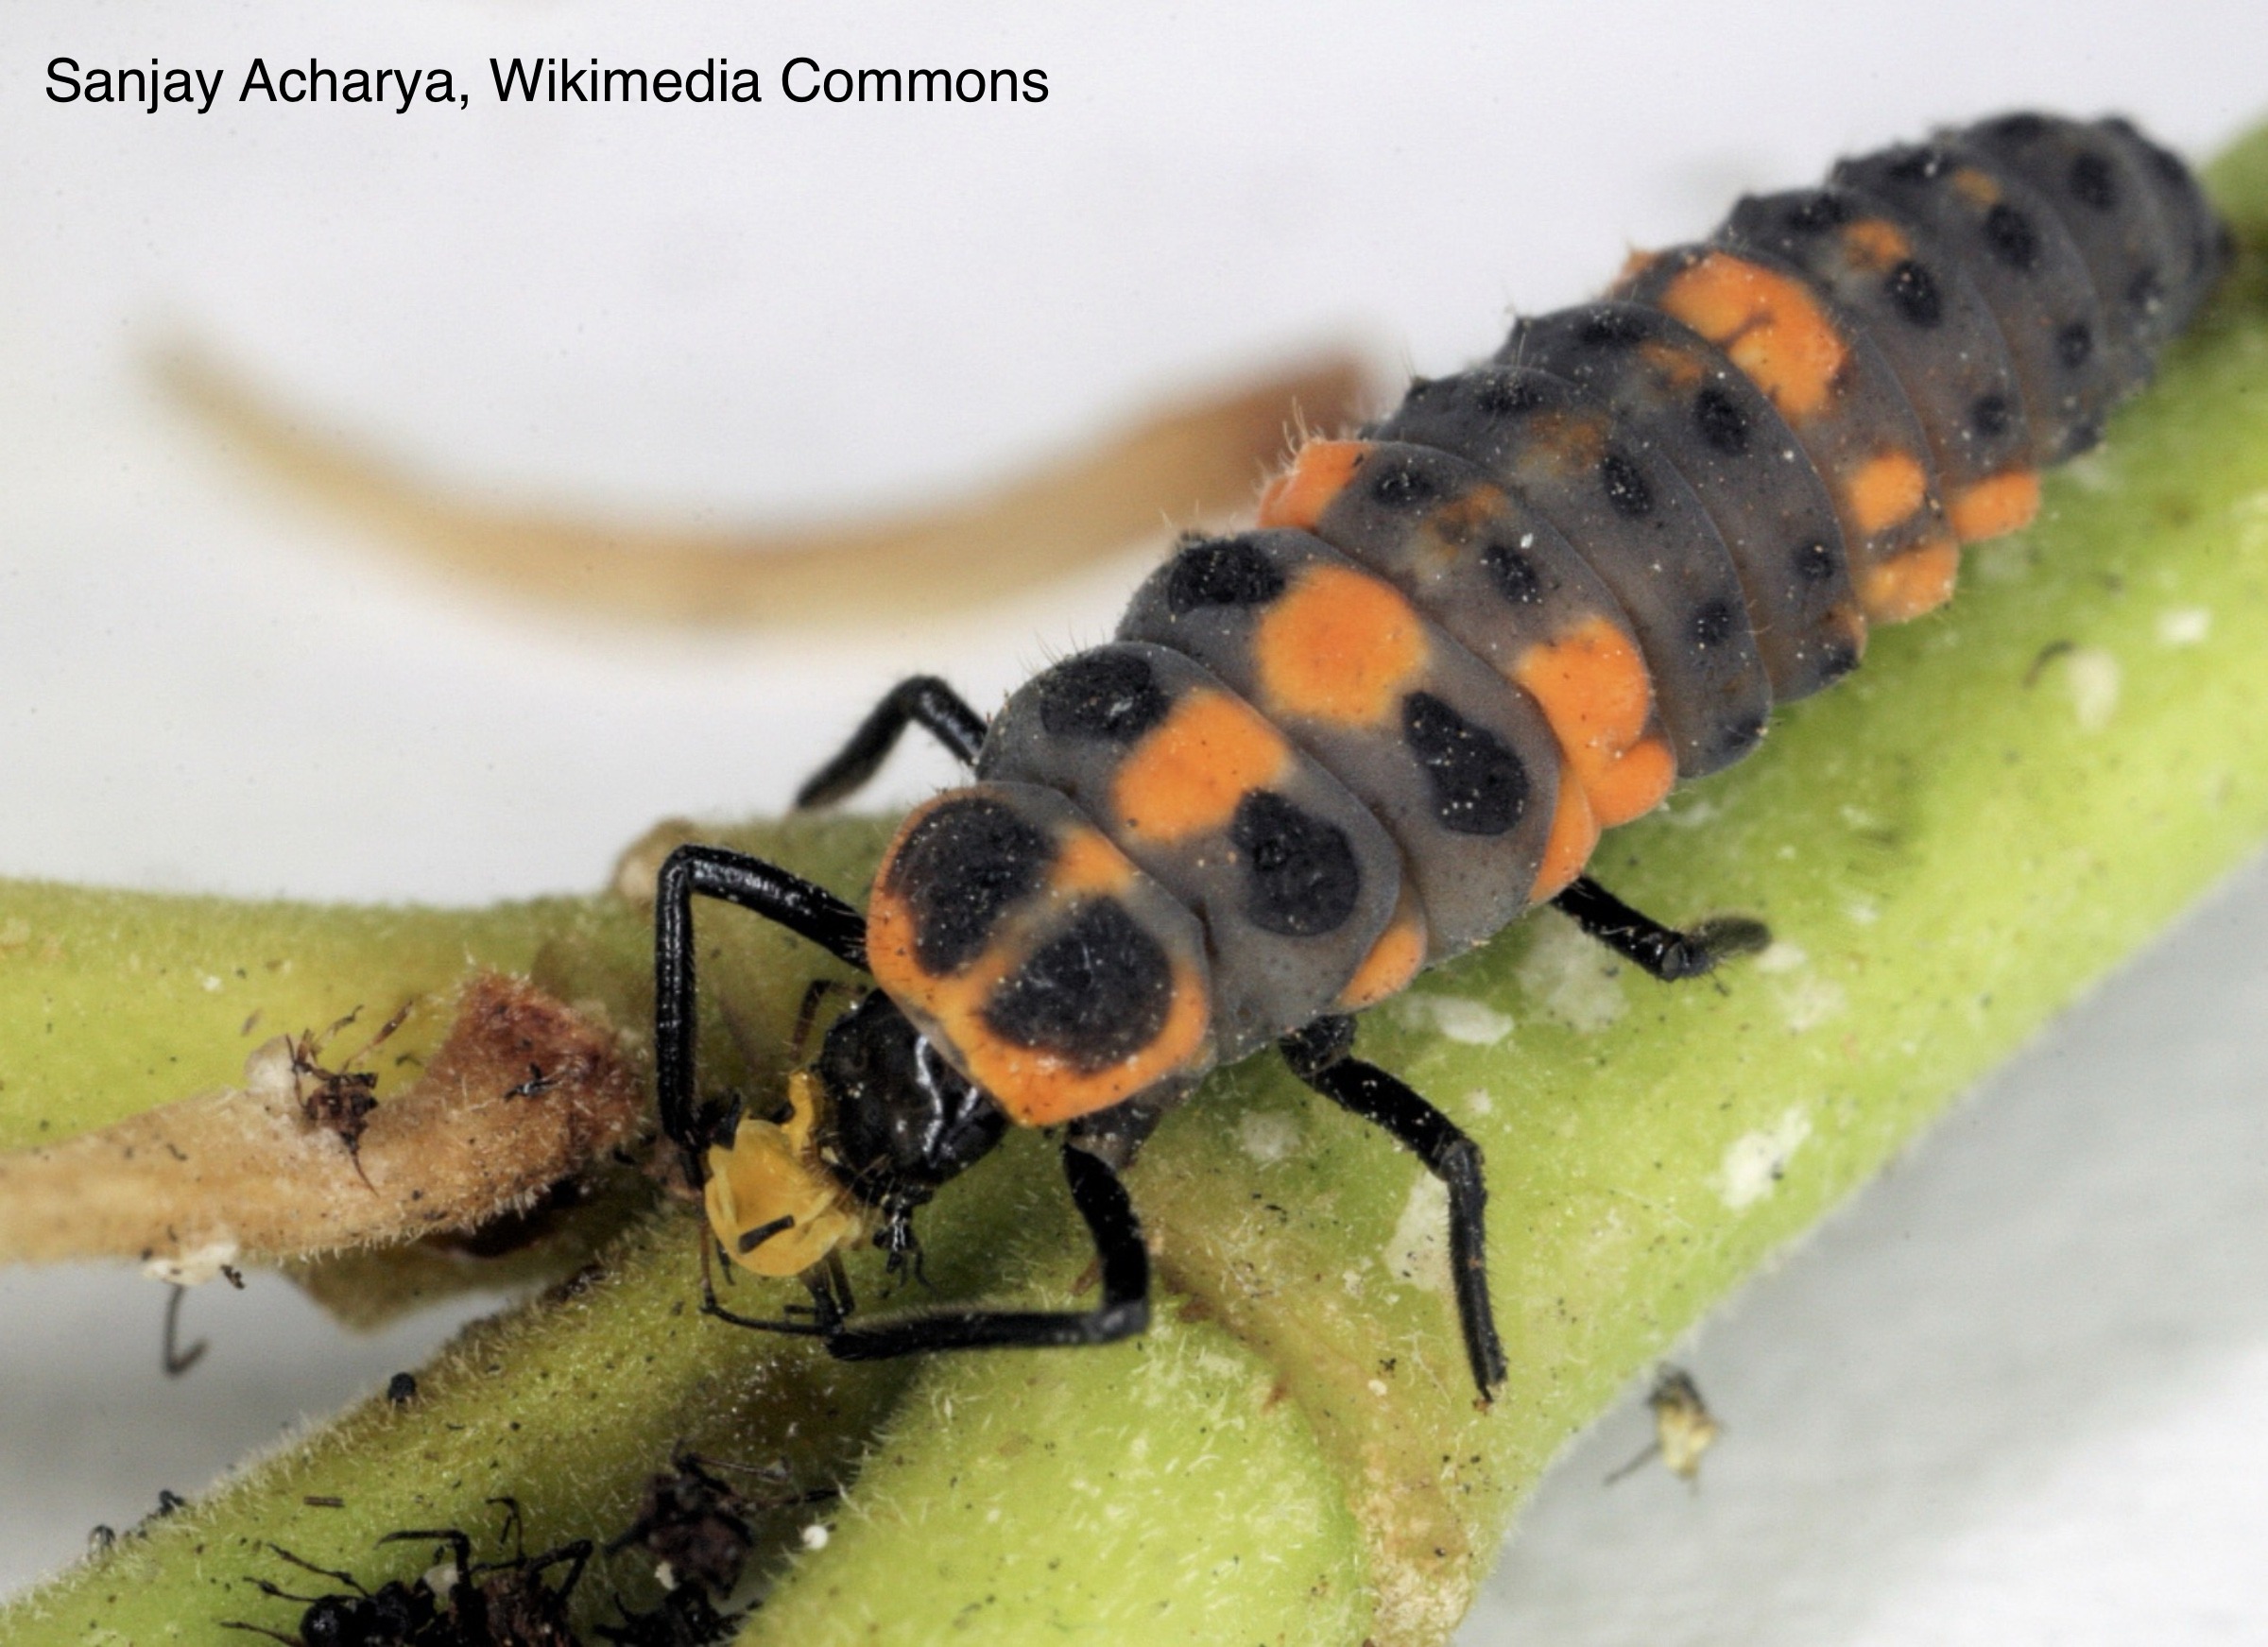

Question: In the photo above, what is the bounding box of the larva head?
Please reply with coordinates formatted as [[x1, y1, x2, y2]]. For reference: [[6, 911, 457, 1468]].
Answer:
[[707, 988, 1008, 1279]]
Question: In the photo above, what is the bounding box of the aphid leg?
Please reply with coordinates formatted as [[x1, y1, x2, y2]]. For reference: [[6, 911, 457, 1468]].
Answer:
[[261, 1543, 368, 1594], [792, 675, 987, 809], [379, 1526, 473, 1588], [1280, 1015, 1508, 1398], [525, 1538, 595, 1598], [815, 1142, 1149, 1359], [1552, 875, 1770, 982], [653, 844, 868, 1174], [162, 1282, 208, 1378]]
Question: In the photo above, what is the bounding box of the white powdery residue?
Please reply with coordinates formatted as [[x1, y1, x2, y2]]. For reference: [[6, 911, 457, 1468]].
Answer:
[[1778, 975, 1847, 1033], [1383, 1173, 1452, 1292], [1462, 1089, 1493, 1118], [2063, 451, 2118, 493], [1718, 1107, 1813, 1210], [1972, 538, 2034, 583], [2063, 646, 2122, 732], [1753, 940, 1809, 975], [2156, 607, 2211, 646], [1515, 916, 1627, 1033], [1660, 796, 1721, 831], [145, 1239, 241, 1286], [1838, 804, 1882, 832], [1236, 1109, 1301, 1167], [800, 1523, 831, 1551], [1845, 898, 1880, 926], [1398, 992, 1513, 1046]]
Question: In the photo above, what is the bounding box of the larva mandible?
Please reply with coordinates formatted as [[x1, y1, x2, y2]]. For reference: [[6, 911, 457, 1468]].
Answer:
[[650, 111, 2229, 1399]]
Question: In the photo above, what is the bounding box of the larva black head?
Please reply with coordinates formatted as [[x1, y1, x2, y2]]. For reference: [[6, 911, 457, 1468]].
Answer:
[[703, 989, 1008, 1282]]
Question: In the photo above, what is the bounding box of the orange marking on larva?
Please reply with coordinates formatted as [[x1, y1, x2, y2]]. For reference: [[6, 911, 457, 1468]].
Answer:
[[1845, 450, 1931, 537], [1254, 564, 1429, 727], [1859, 535, 1961, 623], [1530, 762, 1600, 902], [1050, 827, 1137, 897], [1110, 689, 1290, 843], [961, 961, 1211, 1126], [1334, 892, 1428, 1011], [1948, 470, 2041, 541], [1507, 615, 1669, 825], [1638, 339, 1706, 392], [1840, 217, 1912, 269], [1950, 166, 2002, 210], [1584, 735, 1676, 830], [1654, 251, 1847, 422], [1257, 439, 1369, 531]]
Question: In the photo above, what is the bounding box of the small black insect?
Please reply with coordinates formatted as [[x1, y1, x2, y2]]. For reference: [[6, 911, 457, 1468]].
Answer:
[[224, 1501, 590, 1647], [287, 1003, 412, 1189]]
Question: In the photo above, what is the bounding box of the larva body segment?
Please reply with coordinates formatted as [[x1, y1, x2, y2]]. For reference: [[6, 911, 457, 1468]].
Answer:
[[866, 112, 2225, 1129]]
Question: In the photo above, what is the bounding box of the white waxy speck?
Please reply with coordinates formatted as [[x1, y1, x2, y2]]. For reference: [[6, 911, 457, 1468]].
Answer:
[[2157, 607, 2210, 645], [145, 1240, 241, 1287], [1778, 976, 1847, 1032], [1236, 1110, 1301, 1166], [1839, 804, 1881, 832], [1719, 1107, 1813, 1210], [1367, 1379, 1389, 1398], [2064, 647, 2122, 731], [1383, 1173, 1452, 1292], [1394, 992, 1513, 1046], [1515, 916, 1627, 1033], [801, 1523, 831, 1550], [1754, 941, 1808, 975], [201, 974, 222, 993], [1463, 1089, 1493, 1118], [1846, 898, 1880, 926]]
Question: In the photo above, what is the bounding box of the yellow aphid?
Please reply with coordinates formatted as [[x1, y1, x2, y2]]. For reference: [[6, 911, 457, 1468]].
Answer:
[[704, 1072, 866, 1278]]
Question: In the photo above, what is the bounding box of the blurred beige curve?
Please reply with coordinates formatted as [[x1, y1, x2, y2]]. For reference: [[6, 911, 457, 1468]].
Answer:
[[153, 341, 1380, 628]]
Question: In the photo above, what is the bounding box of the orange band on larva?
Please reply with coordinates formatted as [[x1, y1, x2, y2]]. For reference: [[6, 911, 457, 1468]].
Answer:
[[1109, 688, 1292, 843], [1253, 563, 1429, 727], [1948, 470, 2041, 541], [1257, 439, 1367, 532], [1508, 616, 1673, 827], [1653, 251, 1849, 422], [1840, 217, 1913, 269], [1846, 450, 1933, 536], [1529, 761, 1600, 902], [1859, 538, 1963, 623], [1334, 894, 1429, 1011]]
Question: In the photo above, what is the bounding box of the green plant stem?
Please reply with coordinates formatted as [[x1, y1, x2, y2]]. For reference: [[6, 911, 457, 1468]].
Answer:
[[6, 124, 2268, 1647]]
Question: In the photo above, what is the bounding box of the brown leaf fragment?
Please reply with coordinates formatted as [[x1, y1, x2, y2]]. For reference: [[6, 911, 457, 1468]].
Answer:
[[0, 973, 645, 1272]]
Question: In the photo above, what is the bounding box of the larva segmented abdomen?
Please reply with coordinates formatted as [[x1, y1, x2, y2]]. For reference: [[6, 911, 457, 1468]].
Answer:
[[861, 112, 2226, 1129]]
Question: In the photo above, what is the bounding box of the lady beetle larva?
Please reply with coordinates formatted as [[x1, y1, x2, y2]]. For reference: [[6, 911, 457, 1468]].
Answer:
[[651, 112, 2228, 1399]]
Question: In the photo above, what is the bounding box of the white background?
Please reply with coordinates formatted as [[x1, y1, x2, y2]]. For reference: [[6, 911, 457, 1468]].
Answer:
[[2, 3, 2265, 1640]]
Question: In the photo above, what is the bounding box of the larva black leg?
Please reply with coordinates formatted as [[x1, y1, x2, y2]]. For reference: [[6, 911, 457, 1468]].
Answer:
[[793, 676, 987, 810], [823, 1143, 1148, 1358], [1280, 1016, 1507, 1398], [653, 844, 868, 1171], [698, 1143, 1150, 1359], [1552, 875, 1770, 983]]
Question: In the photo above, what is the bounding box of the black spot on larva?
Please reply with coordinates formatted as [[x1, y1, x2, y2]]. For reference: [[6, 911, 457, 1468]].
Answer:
[[1984, 203, 2041, 272], [1599, 451, 1653, 517], [886, 797, 1053, 975], [1576, 308, 1652, 348], [981, 901, 1174, 1073], [2056, 320, 2094, 369], [1971, 394, 2014, 440], [1228, 791, 1361, 937], [1886, 147, 1946, 184], [1368, 455, 1440, 510], [1694, 386, 1751, 455], [1785, 192, 1850, 232], [1165, 537, 1285, 615], [2127, 266, 2165, 317], [1401, 693, 1528, 837], [2070, 150, 2117, 211], [1815, 636, 1863, 686], [1473, 372, 1549, 419], [1691, 597, 1738, 649], [1482, 539, 1544, 606], [1886, 259, 1943, 327], [1035, 650, 1171, 744], [1719, 712, 1768, 763], [1793, 540, 1839, 583]]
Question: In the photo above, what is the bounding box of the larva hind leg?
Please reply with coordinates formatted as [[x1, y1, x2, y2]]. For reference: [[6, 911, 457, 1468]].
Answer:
[[1552, 875, 1770, 983], [793, 676, 987, 809], [1280, 1015, 1506, 1399]]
